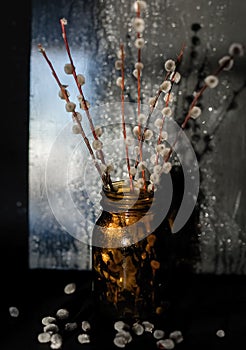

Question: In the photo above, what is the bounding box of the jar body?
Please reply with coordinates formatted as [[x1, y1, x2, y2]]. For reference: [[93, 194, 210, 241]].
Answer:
[[92, 181, 172, 322]]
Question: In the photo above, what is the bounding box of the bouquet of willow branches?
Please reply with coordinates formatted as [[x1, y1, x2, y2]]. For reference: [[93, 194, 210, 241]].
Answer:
[[38, 0, 244, 195]]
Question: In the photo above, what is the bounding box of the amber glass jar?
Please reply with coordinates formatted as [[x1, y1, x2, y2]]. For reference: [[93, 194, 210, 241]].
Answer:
[[92, 180, 172, 322]]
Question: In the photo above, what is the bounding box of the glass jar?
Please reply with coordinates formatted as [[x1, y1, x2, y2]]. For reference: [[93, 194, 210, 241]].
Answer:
[[92, 180, 172, 323]]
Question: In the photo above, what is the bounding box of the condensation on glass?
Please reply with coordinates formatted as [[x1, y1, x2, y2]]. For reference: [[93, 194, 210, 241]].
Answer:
[[29, 0, 246, 272]]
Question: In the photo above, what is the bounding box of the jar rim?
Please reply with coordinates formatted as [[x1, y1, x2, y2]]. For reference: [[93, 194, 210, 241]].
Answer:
[[103, 180, 154, 201]]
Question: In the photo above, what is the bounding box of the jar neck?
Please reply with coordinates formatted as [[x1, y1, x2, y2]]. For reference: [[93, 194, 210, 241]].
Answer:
[[100, 180, 154, 213]]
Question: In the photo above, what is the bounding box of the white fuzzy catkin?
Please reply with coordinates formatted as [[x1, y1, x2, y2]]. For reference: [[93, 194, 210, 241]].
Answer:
[[64, 63, 73, 74], [77, 74, 85, 85], [144, 129, 153, 140], [161, 106, 172, 117], [204, 75, 219, 88], [190, 106, 201, 119], [164, 59, 176, 72], [218, 55, 234, 71], [160, 80, 171, 93], [116, 77, 123, 87], [135, 38, 145, 49], [38, 332, 51, 343], [228, 42, 244, 57], [65, 101, 76, 112], [64, 282, 76, 294], [133, 17, 145, 33], [56, 308, 69, 320]]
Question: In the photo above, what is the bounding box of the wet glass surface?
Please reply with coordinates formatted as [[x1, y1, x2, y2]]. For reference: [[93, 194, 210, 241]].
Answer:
[[29, 0, 246, 272]]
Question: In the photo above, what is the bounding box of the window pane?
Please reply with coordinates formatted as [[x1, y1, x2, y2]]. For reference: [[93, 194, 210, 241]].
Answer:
[[29, 0, 246, 272]]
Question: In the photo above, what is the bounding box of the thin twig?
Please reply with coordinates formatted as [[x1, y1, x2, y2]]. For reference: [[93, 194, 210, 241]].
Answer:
[[120, 44, 134, 191], [38, 44, 107, 187], [164, 55, 236, 164], [136, 2, 146, 188], [134, 44, 185, 169], [60, 18, 114, 190]]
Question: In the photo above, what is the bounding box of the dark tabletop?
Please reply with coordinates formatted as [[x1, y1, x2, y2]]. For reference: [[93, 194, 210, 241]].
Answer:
[[1, 267, 246, 350]]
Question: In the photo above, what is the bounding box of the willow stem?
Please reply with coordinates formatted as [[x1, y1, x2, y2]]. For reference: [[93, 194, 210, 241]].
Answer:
[[38, 44, 108, 187], [136, 2, 146, 189], [120, 44, 134, 191], [164, 55, 235, 164], [59, 19, 114, 190]]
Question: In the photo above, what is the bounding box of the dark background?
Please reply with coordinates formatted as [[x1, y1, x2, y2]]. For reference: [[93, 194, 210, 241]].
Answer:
[[1, 1, 246, 349], [2, 3, 30, 267]]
